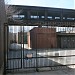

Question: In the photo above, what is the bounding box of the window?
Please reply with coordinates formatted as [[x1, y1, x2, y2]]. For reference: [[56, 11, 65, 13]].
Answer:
[[55, 17, 60, 19], [41, 16, 44, 18], [48, 16, 52, 19], [18, 15, 24, 18], [67, 18, 75, 20], [63, 17, 65, 19], [13, 15, 18, 18], [12, 15, 24, 19], [31, 15, 39, 18]]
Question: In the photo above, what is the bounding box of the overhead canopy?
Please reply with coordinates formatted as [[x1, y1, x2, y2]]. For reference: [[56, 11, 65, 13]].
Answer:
[[7, 5, 75, 17], [6, 5, 75, 26]]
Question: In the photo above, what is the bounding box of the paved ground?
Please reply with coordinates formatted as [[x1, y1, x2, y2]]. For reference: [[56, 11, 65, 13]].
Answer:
[[6, 44, 75, 74], [6, 68, 75, 75], [6, 48, 75, 70]]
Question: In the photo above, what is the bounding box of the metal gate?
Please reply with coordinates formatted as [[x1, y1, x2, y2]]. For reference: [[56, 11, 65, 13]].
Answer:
[[4, 25, 75, 73], [4, 25, 38, 73]]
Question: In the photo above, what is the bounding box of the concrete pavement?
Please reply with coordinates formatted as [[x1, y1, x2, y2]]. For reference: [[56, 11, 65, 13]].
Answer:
[[7, 68, 75, 75]]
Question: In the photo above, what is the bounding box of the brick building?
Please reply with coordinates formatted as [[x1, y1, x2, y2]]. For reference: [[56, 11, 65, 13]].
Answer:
[[28, 27, 57, 49]]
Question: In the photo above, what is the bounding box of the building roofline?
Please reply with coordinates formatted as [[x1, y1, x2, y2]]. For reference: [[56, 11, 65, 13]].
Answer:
[[6, 4, 75, 11]]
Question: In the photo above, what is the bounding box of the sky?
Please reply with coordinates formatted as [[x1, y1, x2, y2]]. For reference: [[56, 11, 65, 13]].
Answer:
[[5, 0, 75, 9]]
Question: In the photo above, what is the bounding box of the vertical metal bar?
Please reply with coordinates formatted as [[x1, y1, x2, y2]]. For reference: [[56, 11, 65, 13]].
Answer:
[[34, 58, 36, 67], [36, 34, 38, 71], [18, 59, 19, 71], [31, 58, 33, 67], [29, 59, 31, 68], [6, 25, 9, 71], [23, 57, 24, 68], [23, 26, 24, 68], [10, 60, 11, 70], [47, 33, 48, 66], [47, 33, 49, 67], [21, 26, 22, 69], [4, 24, 6, 74], [13, 60, 14, 72], [26, 59, 27, 68]]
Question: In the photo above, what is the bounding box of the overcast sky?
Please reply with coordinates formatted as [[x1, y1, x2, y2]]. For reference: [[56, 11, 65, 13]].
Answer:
[[5, 0, 75, 9]]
